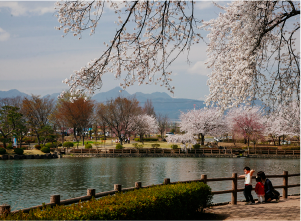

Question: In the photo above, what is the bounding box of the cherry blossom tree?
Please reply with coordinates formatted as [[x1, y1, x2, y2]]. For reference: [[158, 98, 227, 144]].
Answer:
[[204, 1, 300, 110], [226, 106, 266, 150], [55, 1, 299, 111], [179, 107, 225, 145], [166, 132, 196, 152], [128, 114, 158, 143]]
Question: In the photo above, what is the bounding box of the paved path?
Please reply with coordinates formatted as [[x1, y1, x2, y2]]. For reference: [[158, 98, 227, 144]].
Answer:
[[201, 195, 300, 220]]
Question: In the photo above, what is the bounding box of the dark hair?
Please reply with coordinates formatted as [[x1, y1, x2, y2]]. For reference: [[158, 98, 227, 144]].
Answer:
[[255, 176, 261, 182], [243, 166, 251, 171], [257, 171, 266, 180]]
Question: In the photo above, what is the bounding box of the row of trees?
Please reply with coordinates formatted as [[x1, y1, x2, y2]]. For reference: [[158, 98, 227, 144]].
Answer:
[[0, 95, 169, 147], [167, 103, 300, 149]]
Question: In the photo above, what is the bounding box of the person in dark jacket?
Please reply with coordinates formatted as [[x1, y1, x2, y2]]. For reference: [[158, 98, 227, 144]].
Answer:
[[257, 171, 280, 202]]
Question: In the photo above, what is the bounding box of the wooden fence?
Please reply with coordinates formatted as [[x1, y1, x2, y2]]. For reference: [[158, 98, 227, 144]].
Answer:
[[0, 171, 299, 216], [54, 148, 300, 155]]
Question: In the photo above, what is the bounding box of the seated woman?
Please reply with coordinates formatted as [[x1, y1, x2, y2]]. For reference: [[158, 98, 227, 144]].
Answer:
[[257, 171, 280, 202]]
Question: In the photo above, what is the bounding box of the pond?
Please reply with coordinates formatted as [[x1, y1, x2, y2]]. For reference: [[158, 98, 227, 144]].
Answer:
[[0, 157, 299, 210]]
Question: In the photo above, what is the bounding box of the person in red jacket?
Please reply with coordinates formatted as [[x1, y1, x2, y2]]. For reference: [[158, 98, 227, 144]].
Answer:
[[255, 176, 265, 203]]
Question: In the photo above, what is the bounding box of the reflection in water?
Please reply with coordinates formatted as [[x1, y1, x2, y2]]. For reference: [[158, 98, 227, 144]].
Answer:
[[0, 157, 299, 209]]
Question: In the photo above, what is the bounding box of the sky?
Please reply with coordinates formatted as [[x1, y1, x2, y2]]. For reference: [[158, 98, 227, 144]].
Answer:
[[0, 1, 226, 100]]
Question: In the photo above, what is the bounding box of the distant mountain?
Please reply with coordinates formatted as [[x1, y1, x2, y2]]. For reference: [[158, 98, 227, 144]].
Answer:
[[42, 93, 61, 100], [0, 89, 29, 98], [92, 87, 205, 121]]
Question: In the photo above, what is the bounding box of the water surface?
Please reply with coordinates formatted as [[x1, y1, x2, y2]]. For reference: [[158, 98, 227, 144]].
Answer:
[[0, 157, 299, 210]]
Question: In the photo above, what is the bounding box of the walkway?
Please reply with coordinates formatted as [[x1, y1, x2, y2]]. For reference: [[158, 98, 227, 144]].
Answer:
[[200, 195, 300, 220]]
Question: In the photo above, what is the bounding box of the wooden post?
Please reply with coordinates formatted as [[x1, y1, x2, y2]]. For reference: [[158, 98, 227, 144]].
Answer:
[[50, 195, 60, 205], [122, 149, 124, 154], [201, 174, 207, 184], [135, 182, 142, 189], [0, 204, 10, 216], [164, 178, 170, 184], [163, 149, 164, 154], [219, 149, 221, 154], [195, 149, 196, 154], [284, 150, 286, 155], [113, 149, 115, 154], [283, 171, 288, 199], [231, 173, 237, 205], [114, 184, 122, 192], [87, 189, 95, 197], [276, 149, 277, 155], [268, 149, 269, 155], [231, 149, 232, 154], [179, 149, 180, 154], [81, 149, 82, 154], [203, 149, 204, 154], [293, 150, 295, 155], [130, 149, 131, 154], [211, 149, 212, 154]]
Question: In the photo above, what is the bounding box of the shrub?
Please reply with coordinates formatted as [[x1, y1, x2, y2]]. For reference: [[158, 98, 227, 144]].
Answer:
[[63, 142, 74, 148], [45, 143, 55, 148], [34, 144, 41, 150], [171, 144, 178, 149], [157, 135, 162, 138], [193, 144, 201, 149], [14, 148, 24, 155], [57, 143, 62, 147], [3, 182, 212, 220], [116, 143, 123, 149], [151, 144, 160, 148], [134, 138, 158, 142], [6, 143, 13, 149], [0, 148, 6, 155], [132, 143, 143, 149], [41, 147, 50, 153], [85, 143, 92, 149]]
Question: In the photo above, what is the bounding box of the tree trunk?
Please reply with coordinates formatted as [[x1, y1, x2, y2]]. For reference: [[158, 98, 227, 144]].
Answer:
[[201, 133, 204, 146], [278, 136, 281, 145], [140, 134, 144, 144], [82, 134, 85, 146]]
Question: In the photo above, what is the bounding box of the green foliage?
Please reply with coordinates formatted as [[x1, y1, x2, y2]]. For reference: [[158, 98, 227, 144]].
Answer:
[[157, 135, 162, 138], [45, 143, 55, 148], [85, 143, 92, 149], [63, 142, 74, 148], [0, 147, 6, 155], [151, 144, 160, 148], [2, 182, 212, 220], [171, 144, 178, 149], [41, 147, 50, 153], [34, 144, 41, 150], [134, 138, 158, 142], [116, 143, 123, 149], [6, 143, 13, 149], [193, 144, 201, 149], [57, 143, 62, 147], [14, 148, 24, 155]]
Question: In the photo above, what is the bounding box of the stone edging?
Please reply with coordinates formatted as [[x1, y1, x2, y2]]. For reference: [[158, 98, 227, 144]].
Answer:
[[0, 152, 61, 160]]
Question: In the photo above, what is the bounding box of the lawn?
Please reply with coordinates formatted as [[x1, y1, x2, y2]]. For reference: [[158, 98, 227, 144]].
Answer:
[[122, 141, 182, 149]]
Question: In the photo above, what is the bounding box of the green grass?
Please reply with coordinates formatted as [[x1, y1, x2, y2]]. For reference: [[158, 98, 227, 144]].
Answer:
[[122, 141, 182, 149]]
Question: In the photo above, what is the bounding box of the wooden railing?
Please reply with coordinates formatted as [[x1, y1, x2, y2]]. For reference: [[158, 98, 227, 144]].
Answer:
[[0, 171, 299, 216], [54, 148, 300, 155]]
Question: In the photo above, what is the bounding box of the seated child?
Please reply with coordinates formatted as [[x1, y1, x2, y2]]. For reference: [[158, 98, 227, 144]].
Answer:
[[255, 176, 265, 203]]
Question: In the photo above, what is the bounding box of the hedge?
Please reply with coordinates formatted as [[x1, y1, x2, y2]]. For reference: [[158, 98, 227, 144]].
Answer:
[[63, 142, 74, 148], [0, 147, 6, 155], [41, 147, 50, 153], [14, 148, 24, 155], [2, 182, 212, 220], [134, 138, 158, 142]]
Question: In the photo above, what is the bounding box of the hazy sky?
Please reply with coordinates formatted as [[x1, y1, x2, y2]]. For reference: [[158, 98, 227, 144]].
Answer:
[[0, 1, 226, 100]]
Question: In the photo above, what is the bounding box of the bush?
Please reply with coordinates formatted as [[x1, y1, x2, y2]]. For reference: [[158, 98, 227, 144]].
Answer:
[[45, 143, 55, 148], [57, 143, 62, 147], [171, 144, 178, 149], [14, 148, 24, 155], [6, 143, 13, 149], [134, 138, 158, 142], [193, 144, 201, 149], [41, 147, 50, 153], [63, 142, 74, 148], [151, 144, 160, 148], [85, 143, 92, 149], [132, 143, 143, 149], [116, 143, 123, 149], [3, 182, 212, 220], [0, 147, 6, 155], [35, 144, 41, 150]]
